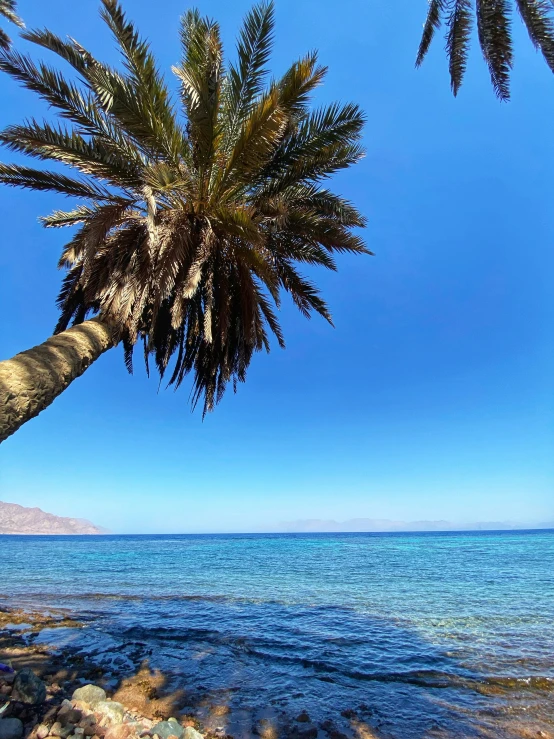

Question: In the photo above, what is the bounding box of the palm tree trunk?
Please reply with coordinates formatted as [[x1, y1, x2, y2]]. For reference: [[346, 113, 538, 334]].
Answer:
[[0, 318, 116, 444]]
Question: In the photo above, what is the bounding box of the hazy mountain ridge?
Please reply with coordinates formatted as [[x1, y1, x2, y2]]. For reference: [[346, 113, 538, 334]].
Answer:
[[278, 518, 554, 533], [0, 501, 107, 534]]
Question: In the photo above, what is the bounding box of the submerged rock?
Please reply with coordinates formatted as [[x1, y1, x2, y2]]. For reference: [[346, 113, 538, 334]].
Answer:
[[150, 720, 183, 739], [0, 719, 23, 739], [12, 669, 46, 705], [72, 686, 107, 709]]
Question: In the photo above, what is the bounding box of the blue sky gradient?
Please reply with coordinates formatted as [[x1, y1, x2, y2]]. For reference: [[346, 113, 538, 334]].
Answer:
[[0, 0, 553, 532]]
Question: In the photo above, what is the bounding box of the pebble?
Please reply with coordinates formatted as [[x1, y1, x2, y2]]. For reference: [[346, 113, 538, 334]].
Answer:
[[49, 722, 73, 739], [59, 708, 82, 727], [104, 725, 134, 739], [0, 719, 23, 739]]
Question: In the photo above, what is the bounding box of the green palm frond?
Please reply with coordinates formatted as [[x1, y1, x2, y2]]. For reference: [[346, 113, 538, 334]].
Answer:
[[224, 1, 274, 143], [256, 102, 365, 196], [0, 119, 141, 188], [173, 10, 222, 180], [276, 52, 327, 121], [0, 0, 368, 415], [20, 28, 91, 72], [99, 0, 185, 162], [0, 163, 122, 199]]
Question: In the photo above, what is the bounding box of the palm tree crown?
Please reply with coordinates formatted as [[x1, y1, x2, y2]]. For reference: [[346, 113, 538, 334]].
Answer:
[[416, 0, 554, 100], [0, 0, 23, 50], [0, 0, 368, 414]]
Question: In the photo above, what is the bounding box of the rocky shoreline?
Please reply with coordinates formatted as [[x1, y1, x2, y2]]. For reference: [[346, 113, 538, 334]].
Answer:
[[0, 608, 219, 739], [0, 610, 209, 739], [0, 608, 381, 739]]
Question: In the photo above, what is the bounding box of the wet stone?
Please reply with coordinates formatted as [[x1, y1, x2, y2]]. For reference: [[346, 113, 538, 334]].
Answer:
[[289, 728, 317, 739], [12, 669, 46, 705], [0, 719, 24, 739], [49, 722, 73, 739], [59, 709, 82, 727]]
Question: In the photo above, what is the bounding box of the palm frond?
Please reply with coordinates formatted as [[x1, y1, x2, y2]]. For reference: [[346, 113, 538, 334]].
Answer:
[[0, 163, 119, 199], [416, 0, 446, 66], [173, 10, 222, 181], [20, 28, 91, 72], [216, 85, 287, 196], [277, 51, 327, 121], [100, 0, 185, 162], [0, 0, 23, 27], [446, 0, 473, 95], [255, 102, 365, 196], [224, 1, 274, 143], [0, 0, 23, 50], [476, 0, 513, 100], [516, 0, 554, 72], [0, 119, 142, 188], [276, 260, 333, 323]]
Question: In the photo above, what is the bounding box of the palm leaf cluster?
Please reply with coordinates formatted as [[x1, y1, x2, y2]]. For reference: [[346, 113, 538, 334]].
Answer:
[[416, 0, 554, 100], [0, 0, 368, 413], [0, 0, 23, 50]]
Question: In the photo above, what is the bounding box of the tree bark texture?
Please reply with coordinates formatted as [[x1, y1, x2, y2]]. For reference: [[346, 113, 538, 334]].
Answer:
[[0, 319, 115, 443]]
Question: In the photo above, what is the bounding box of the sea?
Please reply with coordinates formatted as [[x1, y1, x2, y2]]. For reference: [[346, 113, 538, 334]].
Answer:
[[1, 530, 553, 739]]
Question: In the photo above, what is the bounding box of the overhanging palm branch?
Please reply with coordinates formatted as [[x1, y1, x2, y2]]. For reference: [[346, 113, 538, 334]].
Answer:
[[416, 0, 554, 100], [0, 0, 23, 50], [0, 0, 368, 415]]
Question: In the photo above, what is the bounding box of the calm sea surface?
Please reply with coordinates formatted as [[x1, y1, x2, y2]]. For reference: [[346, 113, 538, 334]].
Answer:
[[1, 531, 553, 738]]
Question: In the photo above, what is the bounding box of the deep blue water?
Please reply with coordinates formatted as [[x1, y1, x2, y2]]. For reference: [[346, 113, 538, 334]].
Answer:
[[1, 530, 553, 738]]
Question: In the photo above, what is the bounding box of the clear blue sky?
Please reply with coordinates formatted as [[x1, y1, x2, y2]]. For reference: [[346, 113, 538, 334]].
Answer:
[[0, 0, 553, 533]]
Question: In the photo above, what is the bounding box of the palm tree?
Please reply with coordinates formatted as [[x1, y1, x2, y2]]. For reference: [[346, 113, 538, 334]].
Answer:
[[0, 0, 368, 443], [416, 0, 554, 100], [0, 0, 23, 50]]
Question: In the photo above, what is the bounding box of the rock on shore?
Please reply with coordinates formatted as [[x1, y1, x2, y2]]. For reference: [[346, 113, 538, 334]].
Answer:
[[0, 671, 204, 739]]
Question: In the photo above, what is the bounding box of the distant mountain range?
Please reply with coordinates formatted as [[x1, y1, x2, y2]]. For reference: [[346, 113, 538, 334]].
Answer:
[[277, 518, 554, 533], [0, 501, 108, 535]]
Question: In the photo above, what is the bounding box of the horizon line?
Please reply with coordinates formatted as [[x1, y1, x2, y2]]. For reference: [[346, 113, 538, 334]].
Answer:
[[1, 526, 554, 537]]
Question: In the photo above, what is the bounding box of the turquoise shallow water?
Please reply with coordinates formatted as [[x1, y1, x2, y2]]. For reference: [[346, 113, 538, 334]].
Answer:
[[1, 530, 553, 738]]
